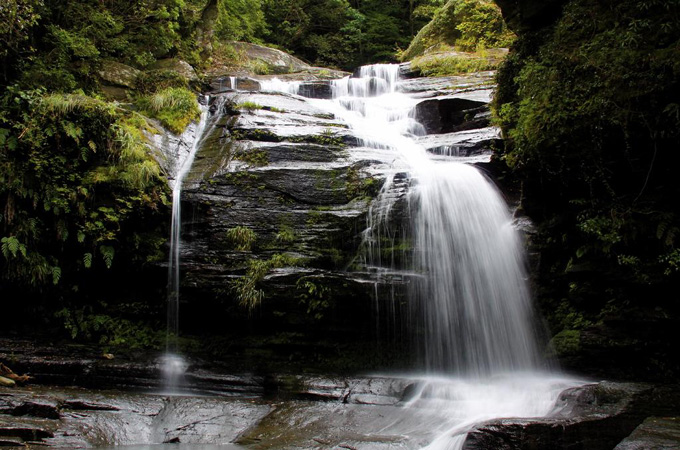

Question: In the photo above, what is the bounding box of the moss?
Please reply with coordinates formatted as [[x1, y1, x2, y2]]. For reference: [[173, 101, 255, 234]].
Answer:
[[289, 132, 345, 147], [550, 330, 581, 357], [134, 70, 189, 95], [411, 51, 500, 76], [135, 87, 200, 134], [401, 0, 514, 61], [231, 128, 280, 142], [234, 147, 269, 166]]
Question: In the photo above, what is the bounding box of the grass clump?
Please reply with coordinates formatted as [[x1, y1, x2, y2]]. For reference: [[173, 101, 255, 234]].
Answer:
[[232, 253, 301, 311], [136, 87, 200, 134], [411, 52, 499, 76], [226, 226, 257, 251], [234, 147, 269, 167], [237, 101, 264, 111]]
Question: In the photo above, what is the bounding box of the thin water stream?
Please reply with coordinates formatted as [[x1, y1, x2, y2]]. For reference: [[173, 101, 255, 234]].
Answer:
[[163, 97, 227, 392]]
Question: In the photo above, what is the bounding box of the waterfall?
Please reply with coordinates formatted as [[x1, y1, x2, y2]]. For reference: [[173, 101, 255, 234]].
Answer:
[[325, 65, 542, 375], [326, 65, 573, 449], [242, 68, 579, 448], [259, 77, 301, 94], [163, 95, 226, 391]]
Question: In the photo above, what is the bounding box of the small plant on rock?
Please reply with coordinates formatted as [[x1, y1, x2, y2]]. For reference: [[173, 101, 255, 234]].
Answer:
[[226, 226, 256, 251]]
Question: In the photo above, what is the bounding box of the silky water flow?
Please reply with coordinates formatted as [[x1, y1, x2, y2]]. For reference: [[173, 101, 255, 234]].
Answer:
[[263, 66, 582, 449], [161, 96, 228, 393]]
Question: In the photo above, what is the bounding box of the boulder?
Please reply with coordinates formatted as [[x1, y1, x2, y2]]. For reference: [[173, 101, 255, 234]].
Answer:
[[149, 58, 198, 81], [463, 382, 680, 450], [100, 85, 129, 101], [614, 417, 680, 450], [415, 97, 489, 134], [97, 60, 140, 88], [297, 81, 333, 99], [229, 41, 311, 74]]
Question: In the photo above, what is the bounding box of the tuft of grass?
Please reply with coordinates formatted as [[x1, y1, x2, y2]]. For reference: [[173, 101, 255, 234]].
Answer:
[[411, 52, 499, 76], [232, 253, 302, 311], [237, 101, 263, 111], [226, 226, 257, 251], [136, 87, 200, 134]]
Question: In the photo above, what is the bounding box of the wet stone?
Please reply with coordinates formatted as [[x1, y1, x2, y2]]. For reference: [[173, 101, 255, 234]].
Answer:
[[614, 417, 680, 450]]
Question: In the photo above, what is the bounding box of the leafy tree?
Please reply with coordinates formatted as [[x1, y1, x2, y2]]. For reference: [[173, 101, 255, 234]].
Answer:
[[215, 0, 267, 42], [493, 0, 680, 342]]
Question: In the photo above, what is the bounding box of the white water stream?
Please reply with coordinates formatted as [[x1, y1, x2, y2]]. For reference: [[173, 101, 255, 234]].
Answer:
[[261, 66, 582, 449], [163, 97, 228, 391]]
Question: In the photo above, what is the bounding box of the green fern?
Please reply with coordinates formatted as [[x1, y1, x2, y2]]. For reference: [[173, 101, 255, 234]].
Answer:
[[51, 266, 62, 285], [83, 253, 93, 269], [1, 236, 26, 259], [100, 245, 115, 269]]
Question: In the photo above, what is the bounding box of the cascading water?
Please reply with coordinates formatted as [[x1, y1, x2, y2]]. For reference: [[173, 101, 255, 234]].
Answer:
[[162, 95, 226, 392], [262, 65, 581, 448]]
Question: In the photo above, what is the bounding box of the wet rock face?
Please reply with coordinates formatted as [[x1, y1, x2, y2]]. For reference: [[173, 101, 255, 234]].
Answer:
[[0, 386, 270, 448], [462, 382, 680, 450], [159, 69, 505, 368], [415, 97, 489, 134], [615, 417, 680, 450]]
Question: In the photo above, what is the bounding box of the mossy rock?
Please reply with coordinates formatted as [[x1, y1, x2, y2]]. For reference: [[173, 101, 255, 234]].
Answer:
[[550, 329, 581, 356], [401, 0, 514, 61], [149, 59, 198, 81], [97, 60, 141, 88]]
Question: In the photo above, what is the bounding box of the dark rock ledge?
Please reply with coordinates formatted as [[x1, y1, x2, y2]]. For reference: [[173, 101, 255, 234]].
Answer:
[[463, 382, 680, 450]]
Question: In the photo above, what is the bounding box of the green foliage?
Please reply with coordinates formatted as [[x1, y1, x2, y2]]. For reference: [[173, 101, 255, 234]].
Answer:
[[5, 0, 195, 90], [0, 88, 168, 290], [135, 70, 189, 95], [1, 236, 27, 259], [296, 277, 331, 320], [494, 0, 680, 336], [0, 1, 42, 68], [247, 59, 272, 75], [226, 226, 257, 251], [237, 101, 263, 111], [275, 225, 297, 244], [400, 0, 513, 61], [231, 253, 301, 310], [215, 0, 267, 42], [56, 307, 164, 350], [261, 0, 438, 69], [411, 52, 499, 76], [136, 87, 200, 134]]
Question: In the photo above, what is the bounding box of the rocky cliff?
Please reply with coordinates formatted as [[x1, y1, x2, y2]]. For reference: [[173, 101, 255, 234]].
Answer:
[[157, 68, 501, 371]]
